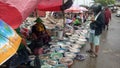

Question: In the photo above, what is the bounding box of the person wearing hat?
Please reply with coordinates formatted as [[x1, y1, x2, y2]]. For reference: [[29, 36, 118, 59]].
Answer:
[[30, 17, 51, 55]]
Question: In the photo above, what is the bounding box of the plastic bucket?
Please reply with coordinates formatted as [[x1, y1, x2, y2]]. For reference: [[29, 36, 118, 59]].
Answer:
[[57, 30, 63, 40]]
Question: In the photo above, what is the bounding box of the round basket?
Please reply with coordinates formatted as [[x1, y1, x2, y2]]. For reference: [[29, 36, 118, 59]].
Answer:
[[50, 52, 63, 60]]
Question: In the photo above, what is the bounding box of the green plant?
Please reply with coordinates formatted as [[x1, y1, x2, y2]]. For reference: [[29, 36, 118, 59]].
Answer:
[[94, 0, 115, 6]]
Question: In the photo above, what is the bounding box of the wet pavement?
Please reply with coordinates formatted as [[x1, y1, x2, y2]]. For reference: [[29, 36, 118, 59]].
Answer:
[[71, 13, 120, 68]]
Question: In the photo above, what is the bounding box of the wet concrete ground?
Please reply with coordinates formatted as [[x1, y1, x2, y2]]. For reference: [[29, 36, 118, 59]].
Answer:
[[71, 14, 120, 68]]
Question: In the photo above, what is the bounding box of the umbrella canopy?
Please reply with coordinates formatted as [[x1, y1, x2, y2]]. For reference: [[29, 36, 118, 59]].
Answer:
[[79, 7, 88, 11], [0, 20, 21, 65], [37, 0, 73, 11], [65, 6, 81, 13], [0, 0, 40, 29], [65, 6, 88, 13]]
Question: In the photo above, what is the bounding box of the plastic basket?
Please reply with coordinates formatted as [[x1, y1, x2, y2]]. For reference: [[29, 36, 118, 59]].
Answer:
[[39, 54, 51, 65], [50, 52, 63, 60]]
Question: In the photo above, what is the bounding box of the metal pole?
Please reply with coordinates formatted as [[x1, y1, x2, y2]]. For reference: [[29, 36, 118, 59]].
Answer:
[[62, 0, 65, 28], [61, 0, 65, 40], [35, 8, 38, 18]]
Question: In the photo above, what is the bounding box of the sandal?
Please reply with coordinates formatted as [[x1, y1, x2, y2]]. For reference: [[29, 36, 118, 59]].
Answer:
[[90, 53, 98, 58], [86, 49, 93, 53]]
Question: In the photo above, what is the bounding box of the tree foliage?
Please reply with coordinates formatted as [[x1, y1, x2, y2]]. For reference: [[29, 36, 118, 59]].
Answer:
[[94, 0, 115, 6]]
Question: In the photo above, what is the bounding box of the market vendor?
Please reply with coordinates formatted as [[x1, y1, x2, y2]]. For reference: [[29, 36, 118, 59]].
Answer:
[[30, 17, 51, 55], [65, 17, 74, 34], [73, 15, 82, 26]]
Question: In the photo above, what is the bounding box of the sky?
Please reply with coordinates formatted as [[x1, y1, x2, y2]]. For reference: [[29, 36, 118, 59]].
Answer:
[[73, 0, 94, 6], [73, 0, 82, 6]]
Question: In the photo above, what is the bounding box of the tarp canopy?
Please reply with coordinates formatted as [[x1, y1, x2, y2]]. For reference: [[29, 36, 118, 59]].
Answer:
[[37, 0, 73, 11]]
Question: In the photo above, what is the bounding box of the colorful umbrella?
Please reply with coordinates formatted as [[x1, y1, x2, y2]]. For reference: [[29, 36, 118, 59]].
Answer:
[[79, 7, 88, 11], [65, 6, 81, 13], [65, 6, 88, 13], [0, 20, 21, 65]]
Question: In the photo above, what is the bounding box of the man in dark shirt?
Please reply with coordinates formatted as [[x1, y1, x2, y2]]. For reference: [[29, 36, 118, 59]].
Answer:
[[87, 4, 105, 57]]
